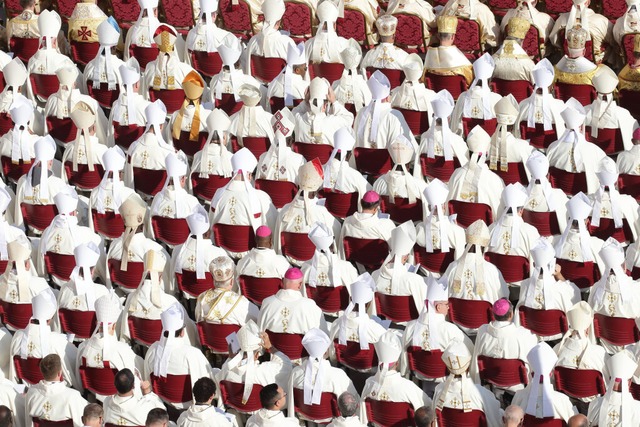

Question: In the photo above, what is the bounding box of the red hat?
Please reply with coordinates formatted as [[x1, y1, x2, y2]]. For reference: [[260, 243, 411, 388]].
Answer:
[[284, 267, 303, 280], [362, 190, 380, 203], [493, 298, 511, 316], [256, 225, 271, 237]]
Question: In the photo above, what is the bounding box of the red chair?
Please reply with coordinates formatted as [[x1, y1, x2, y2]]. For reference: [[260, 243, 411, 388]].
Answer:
[[0, 301, 32, 330], [128, 44, 159, 71], [555, 258, 600, 290], [46, 116, 78, 144], [189, 50, 223, 78], [91, 209, 125, 240], [559, 29, 596, 62], [254, 179, 298, 209], [448, 298, 493, 330], [544, 0, 572, 18], [519, 306, 568, 338], [132, 167, 167, 197], [365, 399, 416, 427], [250, 55, 286, 83], [486, 0, 516, 18], [108, 258, 145, 291], [113, 122, 146, 151], [148, 88, 185, 115], [44, 252, 76, 282], [292, 141, 333, 164], [393, 13, 428, 53], [375, 293, 419, 323], [151, 216, 191, 246], [176, 270, 214, 298], [321, 189, 359, 219], [58, 308, 97, 340], [436, 407, 487, 427], [70, 41, 100, 67], [424, 73, 469, 101], [266, 330, 307, 360], [585, 127, 624, 155], [215, 93, 244, 116], [230, 136, 271, 159], [269, 97, 302, 112], [619, 174, 640, 201], [310, 62, 345, 83], [343, 237, 389, 271], [461, 117, 497, 139], [522, 209, 562, 237], [9, 37, 39, 63], [111, 0, 141, 29], [238, 275, 282, 306], [333, 340, 378, 371], [218, 0, 254, 41], [1, 156, 34, 183], [447, 200, 493, 228], [151, 373, 193, 404], [413, 245, 456, 276], [280, 232, 315, 263], [589, 217, 634, 244], [493, 162, 530, 186], [128, 316, 163, 346], [522, 415, 566, 427], [521, 25, 544, 62], [293, 388, 340, 422], [79, 358, 118, 396], [0, 112, 13, 137], [20, 203, 58, 232], [87, 81, 121, 110], [519, 121, 559, 150], [353, 147, 392, 178], [477, 355, 528, 388], [629, 266, 640, 280], [548, 167, 588, 196], [32, 419, 74, 427], [485, 252, 530, 283], [4, 0, 23, 19], [419, 154, 460, 183], [159, 0, 195, 35], [380, 196, 423, 224], [213, 224, 256, 254], [13, 355, 43, 385], [619, 89, 640, 122], [30, 74, 60, 102], [220, 380, 264, 413], [406, 347, 448, 380], [553, 366, 605, 400], [631, 382, 640, 401], [365, 68, 405, 89], [336, 8, 370, 49], [63, 162, 105, 191], [282, 0, 314, 42], [622, 33, 639, 66], [593, 313, 640, 347], [454, 18, 483, 60], [197, 322, 241, 353], [191, 174, 231, 202], [306, 285, 350, 314], [396, 108, 430, 136], [554, 83, 596, 106]]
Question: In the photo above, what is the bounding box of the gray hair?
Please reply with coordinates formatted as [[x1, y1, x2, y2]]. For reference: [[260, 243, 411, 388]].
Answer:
[[338, 392, 359, 417]]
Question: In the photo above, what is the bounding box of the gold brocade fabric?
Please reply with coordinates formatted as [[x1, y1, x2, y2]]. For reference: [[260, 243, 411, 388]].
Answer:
[[425, 65, 474, 86], [618, 65, 640, 91], [554, 67, 599, 86]]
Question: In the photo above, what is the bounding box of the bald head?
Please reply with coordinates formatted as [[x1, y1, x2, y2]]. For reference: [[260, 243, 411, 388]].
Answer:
[[568, 414, 588, 427], [503, 405, 524, 427]]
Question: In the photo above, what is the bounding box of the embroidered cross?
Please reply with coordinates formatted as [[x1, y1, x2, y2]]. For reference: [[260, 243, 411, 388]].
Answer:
[[9, 290, 17, 301], [141, 151, 149, 168], [601, 207, 610, 216], [273, 111, 291, 136], [187, 255, 196, 269], [196, 39, 205, 50], [43, 402, 52, 413], [256, 268, 265, 278], [73, 297, 81, 308], [27, 341, 35, 353], [105, 196, 113, 207], [94, 353, 102, 364], [529, 199, 538, 209], [568, 249, 577, 260], [318, 272, 329, 284]]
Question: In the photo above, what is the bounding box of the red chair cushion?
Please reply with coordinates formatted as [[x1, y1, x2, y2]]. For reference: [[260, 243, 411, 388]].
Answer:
[[553, 366, 605, 399], [320, 189, 359, 219], [522, 209, 562, 237], [336, 8, 369, 47], [148, 88, 185, 115], [393, 13, 426, 53], [30, 74, 60, 101], [519, 306, 568, 338], [46, 116, 77, 144], [380, 196, 423, 224], [108, 258, 145, 290], [9, 37, 39, 63], [32, 418, 74, 427], [13, 355, 43, 385], [0, 301, 32, 330], [554, 82, 596, 106], [230, 136, 271, 159], [189, 50, 223, 78], [554, 258, 600, 290], [151, 216, 191, 246], [79, 358, 118, 396], [282, 1, 313, 41], [461, 117, 497, 139], [521, 25, 543, 61], [128, 316, 163, 346], [588, 217, 634, 244], [306, 285, 350, 314], [58, 308, 97, 339], [619, 173, 640, 201], [20, 203, 57, 232], [448, 298, 493, 330], [413, 245, 456, 276], [375, 293, 419, 323], [197, 322, 240, 353], [238, 275, 282, 306], [454, 18, 482, 59], [484, 252, 530, 283], [585, 127, 624, 155], [254, 179, 298, 209], [215, 93, 244, 116], [128, 44, 159, 71], [548, 167, 588, 196], [111, 0, 141, 28], [250, 55, 286, 83], [172, 132, 208, 158], [266, 330, 308, 360], [333, 340, 378, 371], [176, 270, 214, 298], [365, 398, 417, 427], [365, 68, 405, 89], [343, 237, 388, 271], [353, 147, 392, 178], [44, 252, 76, 282], [419, 154, 460, 183], [292, 141, 333, 164], [113, 122, 146, 151], [447, 200, 493, 228], [424, 73, 469, 101], [310, 62, 345, 83], [519, 121, 558, 150], [436, 407, 487, 427], [159, 0, 195, 31], [150, 373, 193, 404], [70, 41, 100, 66], [522, 415, 566, 427], [63, 162, 105, 190], [396, 108, 430, 136], [220, 380, 264, 413], [1, 156, 34, 183], [132, 167, 167, 197], [492, 162, 529, 186], [292, 388, 340, 422], [0, 112, 13, 138], [477, 355, 528, 388], [406, 347, 448, 379], [593, 313, 640, 346], [280, 232, 315, 262], [92, 209, 125, 240], [87, 81, 121, 109], [191, 174, 231, 202], [213, 224, 256, 254]]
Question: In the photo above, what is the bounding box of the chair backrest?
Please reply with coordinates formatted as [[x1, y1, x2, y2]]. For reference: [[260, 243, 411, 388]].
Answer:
[[129, 44, 159, 71], [306, 285, 350, 314], [176, 270, 214, 298], [63, 162, 105, 190], [10, 37, 39, 64], [112, 123, 146, 151], [484, 252, 530, 283], [310, 62, 345, 83], [623, 33, 640, 66], [584, 127, 624, 155], [44, 252, 76, 282], [343, 237, 389, 271], [618, 173, 640, 201], [336, 8, 370, 48], [13, 355, 43, 385], [630, 381, 640, 401], [554, 82, 596, 106], [419, 154, 460, 183], [393, 13, 427, 53], [110, 0, 142, 28], [321, 189, 359, 219], [108, 258, 145, 290], [448, 298, 493, 330], [461, 117, 497, 139], [522, 414, 567, 427], [353, 147, 393, 178], [79, 358, 118, 396], [375, 293, 420, 323], [553, 366, 605, 399], [477, 355, 528, 388], [548, 167, 589, 196], [453, 18, 482, 59], [521, 209, 561, 237], [280, 232, 315, 262], [365, 68, 405, 89], [413, 245, 456, 276], [518, 306, 568, 338], [190, 50, 223, 77], [70, 40, 100, 66], [266, 330, 307, 360], [91, 209, 125, 240], [447, 200, 493, 228], [554, 258, 600, 290], [20, 203, 57, 232], [282, 0, 314, 41], [293, 387, 340, 422], [254, 179, 298, 209], [150, 373, 193, 404], [0, 112, 14, 139], [593, 313, 640, 346], [493, 162, 529, 186], [58, 308, 97, 339], [132, 167, 167, 197], [220, 380, 264, 413], [588, 217, 634, 245], [218, 0, 254, 39], [230, 136, 271, 159], [333, 340, 378, 371], [32, 418, 74, 427], [436, 407, 487, 427], [30, 73, 60, 102], [291, 141, 334, 164], [159, 0, 195, 32], [365, 398, 417, 427], [238, 275, 282, 306], [544, 0, 572, 16], [213, 224, 256, 254], [191, 174, 231, 202], [128, 316, 163, 346], [151, 216, 191, 246], [380, 196, 423, 224], [215, 93, 244, 116], [172, 131, 208, 158], [424, 72, 468, 101], [148, 88, 186, 115], [1, 301, 32, 330], [250, 55, 286, 83], [46, 116, 77, 144], [406, 347, 448, 380], [518, 121, 558, 150], [520, 24, 543, 61], [197, 322, 241, 354], [396, 108, 430, 136]]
